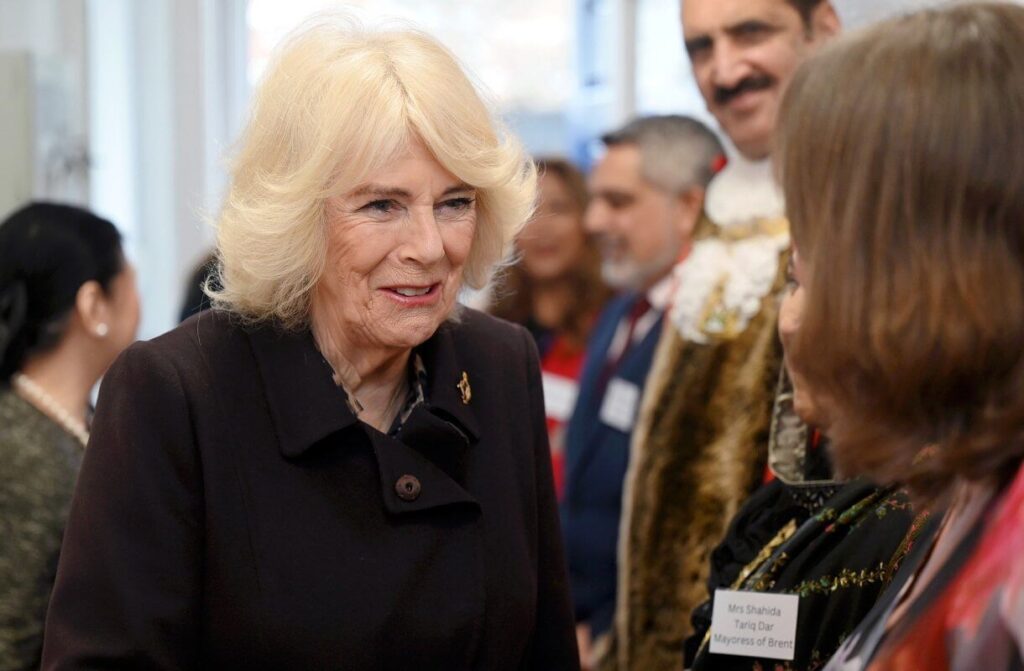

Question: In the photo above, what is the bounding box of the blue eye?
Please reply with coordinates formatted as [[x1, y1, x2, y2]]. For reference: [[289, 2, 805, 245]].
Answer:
[[438, 197, 475, 212], [362, 199, 397, 214]]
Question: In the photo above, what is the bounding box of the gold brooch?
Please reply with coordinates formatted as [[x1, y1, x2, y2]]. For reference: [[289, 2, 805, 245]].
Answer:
[[457, 372, 472, 405]]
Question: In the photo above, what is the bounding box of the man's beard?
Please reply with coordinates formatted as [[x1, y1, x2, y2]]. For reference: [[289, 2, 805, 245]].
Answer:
[[599, 239, 680, 291]]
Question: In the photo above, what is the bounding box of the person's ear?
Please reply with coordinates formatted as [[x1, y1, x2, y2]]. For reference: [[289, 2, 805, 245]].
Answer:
[[75, 280, 111, 338], [672, 187, 705, 242], [810, 2, 841, 42]]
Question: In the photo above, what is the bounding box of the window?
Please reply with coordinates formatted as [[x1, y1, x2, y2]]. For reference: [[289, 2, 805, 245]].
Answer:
[[247, 0, 575, 155]]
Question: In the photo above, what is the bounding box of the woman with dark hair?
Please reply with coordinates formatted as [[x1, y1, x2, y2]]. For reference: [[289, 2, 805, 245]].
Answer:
[[775, 3, 1024, 668], [490, 157, 611, 496], [0, 202, 139, 669]]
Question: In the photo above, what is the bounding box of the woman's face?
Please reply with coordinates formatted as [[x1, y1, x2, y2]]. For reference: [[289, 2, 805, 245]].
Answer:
[[315, 140, 476, 352], [102, 261, 141, 363], [517, 172, 587, 282], [779, 251, 830, 429]]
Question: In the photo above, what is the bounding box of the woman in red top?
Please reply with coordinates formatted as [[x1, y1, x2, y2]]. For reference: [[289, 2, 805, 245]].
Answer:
[[491, 158, 611, 497]]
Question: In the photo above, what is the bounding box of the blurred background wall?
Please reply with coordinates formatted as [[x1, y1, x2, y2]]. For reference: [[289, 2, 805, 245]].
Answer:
[[0, 0, 963, 339]]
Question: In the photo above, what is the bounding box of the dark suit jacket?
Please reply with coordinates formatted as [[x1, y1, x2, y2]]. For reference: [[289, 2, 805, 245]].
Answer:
[[41, 309, 579, 670], [560, 293, 664, 638]]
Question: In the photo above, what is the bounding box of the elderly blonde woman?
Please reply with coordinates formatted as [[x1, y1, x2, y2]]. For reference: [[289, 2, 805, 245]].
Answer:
[[41, 18, 578, 670]]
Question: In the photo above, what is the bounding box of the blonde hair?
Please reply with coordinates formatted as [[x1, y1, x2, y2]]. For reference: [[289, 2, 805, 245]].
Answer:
[[778, 2, 1024, 502], [209, 15, 536, 328]]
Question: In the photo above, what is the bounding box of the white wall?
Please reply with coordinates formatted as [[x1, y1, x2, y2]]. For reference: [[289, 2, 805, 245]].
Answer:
[[0, 0, 89, 215], [837, 0, 947, 27], [0, 0, 244, 338], [0, 52, 34, 217], [84, 0, 247, 339]]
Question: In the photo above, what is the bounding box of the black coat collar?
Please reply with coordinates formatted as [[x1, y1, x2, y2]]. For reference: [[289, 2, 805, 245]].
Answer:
[[246, 323, 358, 458], [246, 319, 482, 513], [246, 319, 481, 456], [414, 318, 481, 442]]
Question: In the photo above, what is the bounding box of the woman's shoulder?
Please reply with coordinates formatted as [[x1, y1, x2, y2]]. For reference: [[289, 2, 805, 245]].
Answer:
[[439, 308, 541, 390], [448, 307, 534, 355], [149, 308, 247, 353], [0, 388, 79, 475], [111, 309, 254, 390]]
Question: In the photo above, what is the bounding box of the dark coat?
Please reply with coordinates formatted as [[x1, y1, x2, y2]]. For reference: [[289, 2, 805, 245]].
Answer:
[[41, 308, 579, 670], [560, 292, 664, 638]]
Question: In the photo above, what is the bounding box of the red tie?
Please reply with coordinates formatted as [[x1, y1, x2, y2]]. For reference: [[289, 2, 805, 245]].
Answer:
[[597, 297, 651, 394]]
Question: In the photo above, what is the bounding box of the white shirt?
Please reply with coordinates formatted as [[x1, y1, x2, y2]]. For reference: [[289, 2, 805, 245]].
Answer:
[[605, 273, 674, 364]]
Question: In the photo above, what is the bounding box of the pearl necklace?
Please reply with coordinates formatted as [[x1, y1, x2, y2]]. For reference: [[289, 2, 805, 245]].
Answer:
[[12, 373, 89, 448]]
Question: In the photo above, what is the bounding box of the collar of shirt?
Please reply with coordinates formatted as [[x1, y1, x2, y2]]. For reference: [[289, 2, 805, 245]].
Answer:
[[646, 272, 675, 312], [389, 353, 428, 435], [606, 273, 674, 364]]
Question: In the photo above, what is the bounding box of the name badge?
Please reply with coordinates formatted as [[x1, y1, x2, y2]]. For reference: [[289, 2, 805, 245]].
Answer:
[[598, 378, 640, 433], [709, 589, 799, 661], [542, 372, 579, 423]]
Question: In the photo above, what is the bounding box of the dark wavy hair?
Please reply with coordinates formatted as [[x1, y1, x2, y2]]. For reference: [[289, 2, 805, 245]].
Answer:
[[778, 2, 1024, 503], [490, 158, 611, 352], [0, 202, 125, 383]]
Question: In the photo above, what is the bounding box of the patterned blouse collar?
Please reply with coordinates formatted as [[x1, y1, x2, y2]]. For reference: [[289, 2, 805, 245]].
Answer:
[[388, 352, 428, 436]]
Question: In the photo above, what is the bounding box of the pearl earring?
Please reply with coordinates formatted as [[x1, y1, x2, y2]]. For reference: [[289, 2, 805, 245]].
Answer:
[[96, 323, 109, 337]]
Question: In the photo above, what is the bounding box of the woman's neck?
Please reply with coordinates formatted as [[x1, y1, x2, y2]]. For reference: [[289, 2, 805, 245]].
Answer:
[[310, 313, 410, 433], [18, 341, 98, 425], [530, 278, 573, 330]]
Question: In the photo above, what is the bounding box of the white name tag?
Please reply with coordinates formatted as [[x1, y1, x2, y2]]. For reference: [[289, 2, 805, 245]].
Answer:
[[598, 378, 640, 433], [542, 372, 579, 423], [709, 589, 799, 661]]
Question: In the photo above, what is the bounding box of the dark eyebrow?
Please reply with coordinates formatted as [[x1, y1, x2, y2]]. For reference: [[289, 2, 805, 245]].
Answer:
[[684, 34, 712, 56], [594, 188, 635, 202], [724, 19, 779, 38]]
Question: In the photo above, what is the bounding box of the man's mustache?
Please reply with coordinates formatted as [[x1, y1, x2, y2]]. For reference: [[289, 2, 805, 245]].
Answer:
[[713, 76, 775, 105]]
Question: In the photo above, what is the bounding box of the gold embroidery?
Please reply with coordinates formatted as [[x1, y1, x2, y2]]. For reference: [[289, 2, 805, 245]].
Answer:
[[791, 563, 890, 598], [883, 511, 931, 583], [717, 216, 790, 242], [698, 281, 743, 339], [732, 519, 798, 589], [748, 551, 789, 591]]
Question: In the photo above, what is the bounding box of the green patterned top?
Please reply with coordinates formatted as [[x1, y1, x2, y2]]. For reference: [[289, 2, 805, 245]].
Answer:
[[0, 387, 83, 671]]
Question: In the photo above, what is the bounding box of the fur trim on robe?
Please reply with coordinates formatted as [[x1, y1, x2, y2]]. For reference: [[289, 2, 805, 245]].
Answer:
[[598, 249, 787, 671]]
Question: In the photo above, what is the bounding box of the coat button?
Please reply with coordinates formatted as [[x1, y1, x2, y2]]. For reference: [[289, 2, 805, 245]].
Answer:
[[395, 474, 421, 501]]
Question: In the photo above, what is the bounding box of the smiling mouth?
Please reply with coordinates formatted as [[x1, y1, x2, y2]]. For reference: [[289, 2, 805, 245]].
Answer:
[[393, 287, 432, 297], [383, 284, 441, 301]]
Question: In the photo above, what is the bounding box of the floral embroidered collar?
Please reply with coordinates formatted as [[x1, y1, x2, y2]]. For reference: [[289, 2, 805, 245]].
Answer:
[[668, 154, 790, 344]]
